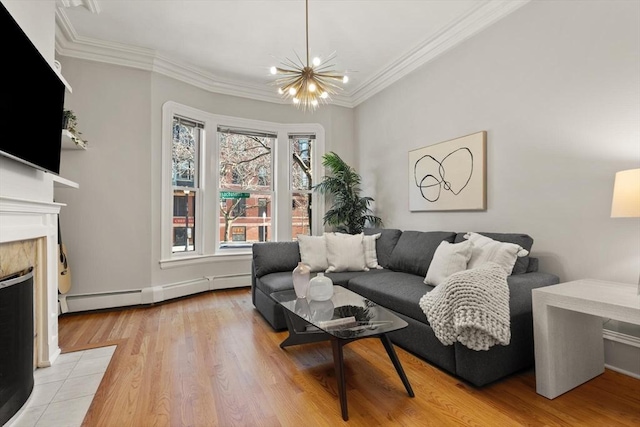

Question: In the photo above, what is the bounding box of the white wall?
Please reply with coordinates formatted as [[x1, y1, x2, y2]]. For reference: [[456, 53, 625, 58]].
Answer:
[[55, 57, 354, 297], [354, 0, 640, 284]]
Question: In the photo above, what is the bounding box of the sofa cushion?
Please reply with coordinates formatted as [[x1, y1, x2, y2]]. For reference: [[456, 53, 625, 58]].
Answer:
[[347, 271, 434, 324], [325, 268, 389, 287], [364, 228, 402, 269], [255, 271, 298, 295], [454, 232, 533, 275], [388, 231, 456, 277], [252, 242, 300, 278]]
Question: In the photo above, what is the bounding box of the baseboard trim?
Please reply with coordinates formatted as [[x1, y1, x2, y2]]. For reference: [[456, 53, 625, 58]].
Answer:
[[60, 274, 251, 313], [207, 273, 250, 290], [605, 364, 640, 380]]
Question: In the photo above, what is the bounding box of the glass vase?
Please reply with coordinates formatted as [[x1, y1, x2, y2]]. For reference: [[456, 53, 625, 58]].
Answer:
[[292, 262, 311, 298]]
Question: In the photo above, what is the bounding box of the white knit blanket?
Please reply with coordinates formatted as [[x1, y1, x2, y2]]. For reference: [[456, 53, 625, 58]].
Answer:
[[419, 262, 511, 351]]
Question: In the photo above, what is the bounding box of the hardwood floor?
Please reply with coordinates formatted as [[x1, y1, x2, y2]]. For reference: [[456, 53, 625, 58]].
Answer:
[[58, 288, 640, 427]]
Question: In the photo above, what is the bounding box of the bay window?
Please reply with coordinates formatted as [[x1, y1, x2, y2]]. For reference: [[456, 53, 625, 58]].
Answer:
[[160, 101, 325, 266]]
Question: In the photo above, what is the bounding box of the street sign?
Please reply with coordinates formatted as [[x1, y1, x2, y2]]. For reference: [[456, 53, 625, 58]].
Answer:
[[220, 191, 250, 199]]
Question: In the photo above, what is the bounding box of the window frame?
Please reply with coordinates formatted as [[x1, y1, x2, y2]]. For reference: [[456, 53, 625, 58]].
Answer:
[[170, 116, 203, 254], [160, 101, 325, 268]]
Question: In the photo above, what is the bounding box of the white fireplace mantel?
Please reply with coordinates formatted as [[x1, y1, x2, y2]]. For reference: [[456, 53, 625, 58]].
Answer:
[[0, 156, 78, 367]]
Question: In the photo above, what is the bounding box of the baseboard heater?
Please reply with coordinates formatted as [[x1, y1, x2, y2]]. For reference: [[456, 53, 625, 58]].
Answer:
[[603, 321, 640, 379], [60, 274, 250, 313]]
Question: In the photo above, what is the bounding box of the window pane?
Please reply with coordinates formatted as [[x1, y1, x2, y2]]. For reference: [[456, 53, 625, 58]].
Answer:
[[172, 190, 196, 252], [218, 130, 272, 191], [172, 118, 200, 187], [219, 192, 271, 249], [292, 192, 311, 238], [291, 137, 312, 191]]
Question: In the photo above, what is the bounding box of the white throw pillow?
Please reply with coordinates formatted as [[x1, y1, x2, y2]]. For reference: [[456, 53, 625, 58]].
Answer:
[[363, 233, 383, 269], [464, 232, 529, 275], [297, 234, 328, 272], [325, 232, 368, 272], [424, 240, 473, 286]]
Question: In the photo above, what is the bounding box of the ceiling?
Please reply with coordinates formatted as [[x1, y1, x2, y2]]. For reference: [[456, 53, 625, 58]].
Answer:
[[55, 0, 529, 108]]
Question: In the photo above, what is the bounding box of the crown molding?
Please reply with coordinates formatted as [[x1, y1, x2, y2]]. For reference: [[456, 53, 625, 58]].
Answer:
[[349, 0, 530, 106], [54, 0, 528, 109], [58, 0, 100, 14], [54, 19, 354, 108]]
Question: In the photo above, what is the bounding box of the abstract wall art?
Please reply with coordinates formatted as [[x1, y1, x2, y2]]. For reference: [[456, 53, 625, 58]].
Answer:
[[409, 131, 486, 211]]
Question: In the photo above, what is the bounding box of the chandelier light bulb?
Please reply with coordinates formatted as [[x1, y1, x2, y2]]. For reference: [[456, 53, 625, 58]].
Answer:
[[268, 0, 348, 110]]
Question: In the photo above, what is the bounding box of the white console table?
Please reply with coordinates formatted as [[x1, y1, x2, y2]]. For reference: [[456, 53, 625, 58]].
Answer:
[[532, 279, 640, 399]]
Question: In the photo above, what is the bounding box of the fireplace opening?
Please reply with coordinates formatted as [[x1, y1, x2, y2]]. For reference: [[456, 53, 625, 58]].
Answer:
[[0, 267, 34, 426]]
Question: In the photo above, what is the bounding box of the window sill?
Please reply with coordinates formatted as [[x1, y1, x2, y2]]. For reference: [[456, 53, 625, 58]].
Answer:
[[159, 252, 252, 269]]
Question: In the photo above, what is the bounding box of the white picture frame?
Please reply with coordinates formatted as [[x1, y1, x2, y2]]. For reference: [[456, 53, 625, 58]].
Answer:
[[409, 131, 486, 211]]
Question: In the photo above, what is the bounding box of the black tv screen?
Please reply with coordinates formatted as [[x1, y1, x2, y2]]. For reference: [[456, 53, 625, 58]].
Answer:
[[0, 3, 64, 175]]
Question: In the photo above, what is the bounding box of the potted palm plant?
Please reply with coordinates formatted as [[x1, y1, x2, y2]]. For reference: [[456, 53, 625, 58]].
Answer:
[[313, 151, 383, 234]]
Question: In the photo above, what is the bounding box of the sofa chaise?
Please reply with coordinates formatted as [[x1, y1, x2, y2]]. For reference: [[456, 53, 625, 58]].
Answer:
[[251, 228, 560, 386]]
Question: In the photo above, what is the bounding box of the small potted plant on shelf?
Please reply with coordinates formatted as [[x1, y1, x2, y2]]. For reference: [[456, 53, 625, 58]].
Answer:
[[62, 109, 88, 148]]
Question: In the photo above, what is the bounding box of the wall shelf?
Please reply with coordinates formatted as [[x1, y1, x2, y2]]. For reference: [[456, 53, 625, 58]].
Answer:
[[61, 129, 87, 150], [51, 174, 79, 189]]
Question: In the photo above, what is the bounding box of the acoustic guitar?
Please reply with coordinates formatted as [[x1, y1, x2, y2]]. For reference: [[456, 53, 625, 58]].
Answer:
[[58, 218, 72, 294]]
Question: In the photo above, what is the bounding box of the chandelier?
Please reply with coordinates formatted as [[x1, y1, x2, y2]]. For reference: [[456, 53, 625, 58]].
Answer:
[[269, 0, 348, 111]]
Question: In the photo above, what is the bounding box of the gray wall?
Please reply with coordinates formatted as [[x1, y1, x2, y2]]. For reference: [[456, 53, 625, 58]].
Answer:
[[56, 57, 355, 295], [354, 0, 640, 284], [55, 58, 153, 294]]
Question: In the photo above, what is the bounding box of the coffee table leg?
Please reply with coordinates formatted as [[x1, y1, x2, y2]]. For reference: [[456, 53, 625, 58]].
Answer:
[[280, 311, 329, 348], [331, 338, 349, 421], [380, 334, 415, 397]]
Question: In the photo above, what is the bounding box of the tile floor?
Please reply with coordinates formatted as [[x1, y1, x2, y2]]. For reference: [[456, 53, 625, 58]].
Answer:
[[7, 345, 116, 427]]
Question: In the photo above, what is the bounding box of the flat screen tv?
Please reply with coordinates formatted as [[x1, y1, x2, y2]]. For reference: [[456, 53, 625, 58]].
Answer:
[[0, 3, 65, 175]]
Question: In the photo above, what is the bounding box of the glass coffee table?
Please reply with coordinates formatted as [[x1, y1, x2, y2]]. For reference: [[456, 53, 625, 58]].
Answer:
[[270, 286, 414, 421]]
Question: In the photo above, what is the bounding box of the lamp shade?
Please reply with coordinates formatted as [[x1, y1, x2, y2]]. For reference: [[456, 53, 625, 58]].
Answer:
[[611, 168, 640, 218]]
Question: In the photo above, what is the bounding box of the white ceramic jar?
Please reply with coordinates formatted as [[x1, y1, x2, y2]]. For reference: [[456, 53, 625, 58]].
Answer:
[[308, 272, 334, 301]]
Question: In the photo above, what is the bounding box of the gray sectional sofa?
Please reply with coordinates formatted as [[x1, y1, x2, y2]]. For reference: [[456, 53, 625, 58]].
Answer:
[[251, 228, 559, 386]]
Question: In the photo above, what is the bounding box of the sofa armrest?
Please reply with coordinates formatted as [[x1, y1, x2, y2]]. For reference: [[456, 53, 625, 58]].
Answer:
[[508, 272, 560, 317], [252, 241, 301, 278], [526, 257, 539, 273], [251, 261, 258, 304]]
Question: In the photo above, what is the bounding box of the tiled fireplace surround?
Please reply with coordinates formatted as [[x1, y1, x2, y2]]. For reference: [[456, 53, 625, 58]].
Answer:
[[0, 158, 69, 416]]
